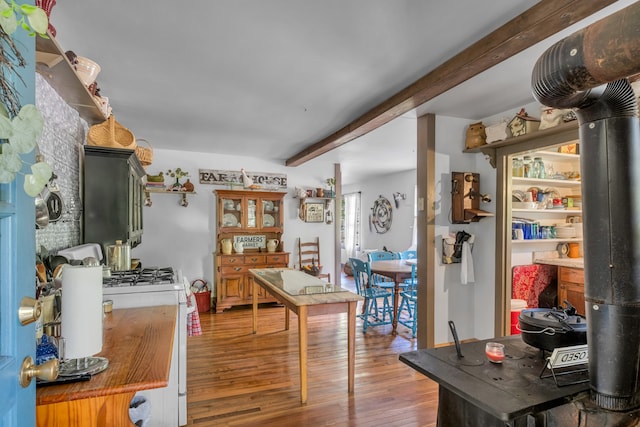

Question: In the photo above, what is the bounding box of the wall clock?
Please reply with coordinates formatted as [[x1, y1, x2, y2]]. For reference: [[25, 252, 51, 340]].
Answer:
[[370, 196, 393, 234]]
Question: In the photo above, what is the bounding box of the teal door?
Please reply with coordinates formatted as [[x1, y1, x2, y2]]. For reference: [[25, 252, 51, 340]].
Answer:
[[0, 12, 37, 425]]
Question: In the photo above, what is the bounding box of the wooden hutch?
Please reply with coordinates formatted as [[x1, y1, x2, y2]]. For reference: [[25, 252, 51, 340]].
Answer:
[[214, 189, 290, 312]]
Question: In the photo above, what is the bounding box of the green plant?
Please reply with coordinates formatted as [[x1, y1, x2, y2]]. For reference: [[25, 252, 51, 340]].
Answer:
[[166, 168, 189, 180], [0, 1, 50, 196], [326, 177, 335, 188]]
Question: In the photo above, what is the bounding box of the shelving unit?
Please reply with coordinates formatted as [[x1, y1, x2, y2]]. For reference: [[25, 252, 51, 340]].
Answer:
[[144, 188, 196, 207], [35, 31, 108, 125]]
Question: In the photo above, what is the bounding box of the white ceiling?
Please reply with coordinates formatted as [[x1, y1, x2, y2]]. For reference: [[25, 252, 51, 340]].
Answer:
[[48, 1, 636, 185]]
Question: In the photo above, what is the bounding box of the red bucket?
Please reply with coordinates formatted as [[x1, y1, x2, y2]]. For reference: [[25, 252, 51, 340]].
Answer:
[[194, 290, 211, 313], [192, 279, 211, 313], [510, 299, 527, 335]]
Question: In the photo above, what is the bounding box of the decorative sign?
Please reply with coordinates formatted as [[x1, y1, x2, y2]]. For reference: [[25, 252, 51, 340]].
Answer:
[[234, 234, 266, 249], [199, 169, 287, 190], [546, 344, 589, 369], [304, 203, 324, 223]]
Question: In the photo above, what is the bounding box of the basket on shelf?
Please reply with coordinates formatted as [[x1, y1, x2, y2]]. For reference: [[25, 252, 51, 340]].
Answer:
[[135, 139, 153, 168], [87, 115, 136, 150]]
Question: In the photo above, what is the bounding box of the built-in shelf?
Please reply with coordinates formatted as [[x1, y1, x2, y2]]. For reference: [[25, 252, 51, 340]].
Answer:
[[512, 208, 582, 214], [465, 121, 580, 167], [35, 31, 108, 125], [144, 188, 196, 207], [511, 238, 583, 244], [512, 177, 581, 187]]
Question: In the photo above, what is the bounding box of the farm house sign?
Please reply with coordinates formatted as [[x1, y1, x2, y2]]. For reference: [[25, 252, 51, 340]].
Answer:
[[199, 169, 287, 190]]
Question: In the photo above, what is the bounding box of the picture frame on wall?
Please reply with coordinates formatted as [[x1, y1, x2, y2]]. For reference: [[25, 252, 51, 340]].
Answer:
[[304, 203, 324, 223]]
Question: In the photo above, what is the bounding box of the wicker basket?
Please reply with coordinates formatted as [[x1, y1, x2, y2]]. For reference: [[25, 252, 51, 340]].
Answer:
[[135, 139, 153, 168], [87, 115, 136, 150]]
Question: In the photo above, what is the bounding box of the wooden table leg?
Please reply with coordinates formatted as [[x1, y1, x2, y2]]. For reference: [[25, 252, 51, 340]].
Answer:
[[392, 278, 401, 334], [348, 301, 356, 393], [298, 305, 308, 404], [252, 281, 259, 334]]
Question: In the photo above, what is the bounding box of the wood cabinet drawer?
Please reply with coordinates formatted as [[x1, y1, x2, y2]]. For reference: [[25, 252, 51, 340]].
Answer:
[[220, 266, 248, 275], [244, 255, 266, 265], [220, 256, 244, 266], [266, 254, 289, 264], [559, 267, 584, 284]]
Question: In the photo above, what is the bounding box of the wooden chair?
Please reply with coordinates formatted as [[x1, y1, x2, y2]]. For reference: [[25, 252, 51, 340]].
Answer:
[[297, 237, 330, 282], [349, 258, 393, 333], [397, 263, 418, 337]]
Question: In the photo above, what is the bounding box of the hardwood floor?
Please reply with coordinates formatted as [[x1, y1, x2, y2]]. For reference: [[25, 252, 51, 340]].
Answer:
[[186, 275, 439, 426]]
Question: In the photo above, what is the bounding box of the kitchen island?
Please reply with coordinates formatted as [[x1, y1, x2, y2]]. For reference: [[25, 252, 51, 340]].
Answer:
[[36, 305, 176, 427]]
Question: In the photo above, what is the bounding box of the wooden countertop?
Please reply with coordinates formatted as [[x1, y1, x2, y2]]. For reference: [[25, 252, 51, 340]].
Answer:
[[534, 257, 584, 269], [36, 305, 176, 406]]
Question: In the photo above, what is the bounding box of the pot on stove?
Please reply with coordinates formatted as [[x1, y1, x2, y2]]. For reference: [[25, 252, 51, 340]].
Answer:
[[518, 303, 587, 351], [106, 240, 131, 272]]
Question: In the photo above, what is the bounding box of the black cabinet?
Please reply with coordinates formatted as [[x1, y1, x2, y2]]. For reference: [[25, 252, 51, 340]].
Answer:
[[83, 146, 144, 252]]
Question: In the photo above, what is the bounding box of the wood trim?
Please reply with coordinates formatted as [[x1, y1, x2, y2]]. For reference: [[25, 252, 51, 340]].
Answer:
[[417, 113, 435, 349], [285, 0, 615, 166]]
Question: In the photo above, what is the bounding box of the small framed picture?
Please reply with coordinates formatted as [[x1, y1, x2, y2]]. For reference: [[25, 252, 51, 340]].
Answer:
[[304, 203, 324, 223]]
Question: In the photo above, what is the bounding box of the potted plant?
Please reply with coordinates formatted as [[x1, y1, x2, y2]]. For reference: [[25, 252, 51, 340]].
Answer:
[[325, 177, 335, 198], [0, 1, 51, 196], [166, 167, 190, 190]]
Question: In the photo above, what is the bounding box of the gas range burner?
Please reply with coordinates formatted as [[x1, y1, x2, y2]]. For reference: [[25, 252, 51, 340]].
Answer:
[[103, 267, 175, 287]]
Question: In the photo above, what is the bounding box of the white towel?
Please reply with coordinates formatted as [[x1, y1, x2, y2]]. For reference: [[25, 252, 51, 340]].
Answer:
[[461, 241, 475, 284]]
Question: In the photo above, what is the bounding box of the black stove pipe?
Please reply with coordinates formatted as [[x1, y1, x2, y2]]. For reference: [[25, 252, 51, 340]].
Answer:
[[532, 2, 640, 412]]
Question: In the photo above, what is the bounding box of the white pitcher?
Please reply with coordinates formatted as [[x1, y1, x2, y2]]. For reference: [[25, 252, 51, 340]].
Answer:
[[267, 239, 279, 253], [233, 241, 244, 254]]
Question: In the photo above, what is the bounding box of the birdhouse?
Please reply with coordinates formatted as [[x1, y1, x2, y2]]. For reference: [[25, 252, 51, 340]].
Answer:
[[508, 108, 540, 137]]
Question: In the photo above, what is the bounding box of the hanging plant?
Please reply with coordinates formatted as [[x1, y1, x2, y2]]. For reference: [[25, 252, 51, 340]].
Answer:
[[0, 0, 51, 196]]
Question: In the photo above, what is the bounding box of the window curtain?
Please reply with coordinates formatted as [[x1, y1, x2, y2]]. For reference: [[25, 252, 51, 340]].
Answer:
[[343, 192, 361, 260]]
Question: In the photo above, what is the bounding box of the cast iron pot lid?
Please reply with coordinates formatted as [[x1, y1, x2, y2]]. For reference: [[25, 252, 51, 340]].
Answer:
[[519, 307, 587, 333]]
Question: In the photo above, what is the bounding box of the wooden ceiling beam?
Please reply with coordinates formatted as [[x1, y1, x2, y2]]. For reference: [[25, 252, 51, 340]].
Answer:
[[286, 0, 616, 167]]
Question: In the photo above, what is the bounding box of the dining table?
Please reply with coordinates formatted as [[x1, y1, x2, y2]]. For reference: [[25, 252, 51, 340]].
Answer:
[[249, 268, 363, 404], [369, 259, 414, 334]]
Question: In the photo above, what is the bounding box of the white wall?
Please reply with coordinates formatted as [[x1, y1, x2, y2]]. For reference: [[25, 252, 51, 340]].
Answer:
[[432, 115, 496, 343], [131, 149, 335, 291], [343, 169, 416, 254]]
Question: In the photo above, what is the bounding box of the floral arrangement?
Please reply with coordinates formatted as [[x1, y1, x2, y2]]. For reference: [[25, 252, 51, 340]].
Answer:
[[166, 167, 189, 190]]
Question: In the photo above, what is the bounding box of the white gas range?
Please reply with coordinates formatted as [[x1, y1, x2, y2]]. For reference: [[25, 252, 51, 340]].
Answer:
[[103, 267, 188, 427]]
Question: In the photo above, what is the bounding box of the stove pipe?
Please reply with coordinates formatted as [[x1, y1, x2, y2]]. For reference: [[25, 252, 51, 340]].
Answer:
[[532, 2, 640, 412]]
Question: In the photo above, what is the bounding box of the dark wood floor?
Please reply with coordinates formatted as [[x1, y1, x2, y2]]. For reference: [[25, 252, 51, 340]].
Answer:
[[186, 275, 439, 426]]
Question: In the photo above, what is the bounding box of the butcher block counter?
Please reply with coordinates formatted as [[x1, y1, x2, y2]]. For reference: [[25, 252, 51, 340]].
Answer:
[[36, 305, 177, 427]]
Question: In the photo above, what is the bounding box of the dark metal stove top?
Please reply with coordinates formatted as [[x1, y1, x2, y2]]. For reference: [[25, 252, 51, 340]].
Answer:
[[400, 336, 589, 424], [103, 267, 175, 287]]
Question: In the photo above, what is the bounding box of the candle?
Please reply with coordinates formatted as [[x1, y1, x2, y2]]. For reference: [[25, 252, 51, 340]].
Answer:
[[485, 342, 505, 363]]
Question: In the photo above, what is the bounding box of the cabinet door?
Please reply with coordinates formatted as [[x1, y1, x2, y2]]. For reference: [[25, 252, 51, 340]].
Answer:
[[246, 197, 258, 229], [261, 197, 281, 229], [245, 275, 270, 300], [559, 281, 585, 315], [219, 269, 244, 301], [220, 195, 243, 230]]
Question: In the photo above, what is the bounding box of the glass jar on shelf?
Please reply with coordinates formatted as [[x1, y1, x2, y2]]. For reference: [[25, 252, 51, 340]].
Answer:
[[523, 156, 533, 178], [512, 157, 524, 177], [533, 157, 545, 179]]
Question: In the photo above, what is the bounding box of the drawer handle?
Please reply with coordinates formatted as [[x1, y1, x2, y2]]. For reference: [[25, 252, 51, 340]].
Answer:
[[250, 257, 259, 262], [234, 267, 242, 272]]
